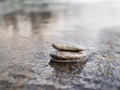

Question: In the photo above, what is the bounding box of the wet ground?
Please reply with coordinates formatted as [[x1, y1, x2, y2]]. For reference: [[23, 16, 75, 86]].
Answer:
[[0, 1, 120, 90]]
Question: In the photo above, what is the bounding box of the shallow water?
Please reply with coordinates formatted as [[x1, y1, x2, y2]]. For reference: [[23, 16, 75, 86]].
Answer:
[[0, 1, 120, 90]]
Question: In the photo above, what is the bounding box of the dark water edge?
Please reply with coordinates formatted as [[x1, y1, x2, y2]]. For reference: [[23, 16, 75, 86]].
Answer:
[[0, 1, 120, 90]]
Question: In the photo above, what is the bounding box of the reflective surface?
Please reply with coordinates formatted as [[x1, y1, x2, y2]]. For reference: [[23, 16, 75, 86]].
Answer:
[[0, 1, 120, 90]]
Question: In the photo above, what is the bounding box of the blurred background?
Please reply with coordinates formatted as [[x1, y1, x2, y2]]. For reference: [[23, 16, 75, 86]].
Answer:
[[0, 0, 120, 90]]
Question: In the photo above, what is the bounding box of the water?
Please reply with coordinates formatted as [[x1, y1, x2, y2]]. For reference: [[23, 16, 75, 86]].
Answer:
[[0, 1, 120, 90]]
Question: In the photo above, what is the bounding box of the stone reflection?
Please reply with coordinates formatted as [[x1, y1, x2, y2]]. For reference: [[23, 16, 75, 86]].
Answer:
[[49, 61, 87, 89], [49, 61, 86, 73]]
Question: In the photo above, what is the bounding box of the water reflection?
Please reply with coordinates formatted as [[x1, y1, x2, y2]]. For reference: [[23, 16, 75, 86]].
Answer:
[[30, 12, 53, 36], [1, 10, 67, 41], [49, 61, 86, 73], [3, 13, 17, 38], [2, 11, 53, 38]]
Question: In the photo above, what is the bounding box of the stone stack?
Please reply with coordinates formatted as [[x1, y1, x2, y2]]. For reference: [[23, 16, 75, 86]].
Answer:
[[50, 42, 87, 62]]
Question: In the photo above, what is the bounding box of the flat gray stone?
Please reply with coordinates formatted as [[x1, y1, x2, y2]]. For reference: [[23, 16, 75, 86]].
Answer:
[[50, 51, 86, 60], [52, 42, 85, 52], [50, 58, 87, 63]]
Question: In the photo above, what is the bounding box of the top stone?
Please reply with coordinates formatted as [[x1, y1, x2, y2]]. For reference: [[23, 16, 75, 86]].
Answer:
[[52, 42, 85, 52]]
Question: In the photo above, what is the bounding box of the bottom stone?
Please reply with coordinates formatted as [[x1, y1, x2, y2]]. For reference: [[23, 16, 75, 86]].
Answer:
[[50, 58, 87, 63]]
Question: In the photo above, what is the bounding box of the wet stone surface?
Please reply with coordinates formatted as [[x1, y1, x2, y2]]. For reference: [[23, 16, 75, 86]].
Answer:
[[50, 51, 86, 60], [0, 1, 120, 90], [52, 42, 85, 52]]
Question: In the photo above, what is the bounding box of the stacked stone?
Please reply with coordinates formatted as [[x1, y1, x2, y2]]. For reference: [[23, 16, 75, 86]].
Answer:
[[50, 42, 87, 62]]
